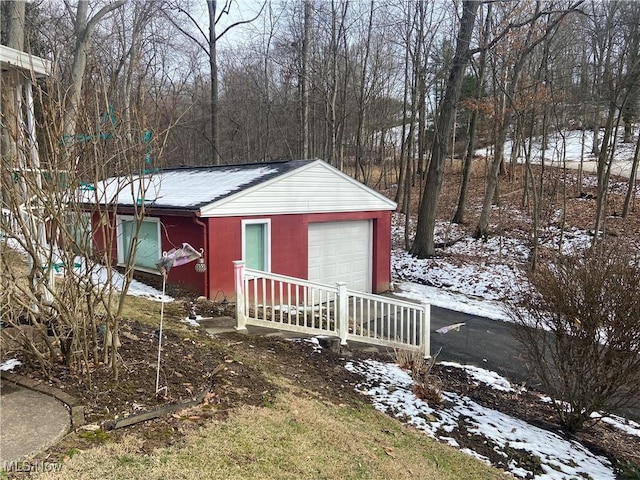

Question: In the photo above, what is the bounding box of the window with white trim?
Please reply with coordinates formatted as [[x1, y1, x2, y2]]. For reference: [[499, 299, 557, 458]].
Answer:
[[242, 219, 271, 271], [117, 215, 161, 272]]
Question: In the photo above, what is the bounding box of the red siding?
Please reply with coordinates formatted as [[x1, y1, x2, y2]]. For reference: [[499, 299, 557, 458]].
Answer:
[[91, 212, 117, 262], [161, 216, 206, 294], [94, 210, 392, 300], [206, 210, 392, 300], [92, 212, 207, 296]]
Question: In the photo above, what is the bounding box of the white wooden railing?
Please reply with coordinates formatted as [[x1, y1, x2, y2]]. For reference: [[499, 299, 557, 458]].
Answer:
[[233, 261, 430, 357]]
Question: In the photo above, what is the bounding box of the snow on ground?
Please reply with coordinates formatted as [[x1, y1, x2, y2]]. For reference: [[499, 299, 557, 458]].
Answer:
[[439, 361, 516, 393], [3, 238, 171, 302], [346, 359, 617, 479], [383, 129, 640, 477], [475, 128, 637, 166], [75, 257, 173, 302], [391, 215, 595, 319], [0, 358, 22, 371], [591, 412, 640, 438], [394, 281, 511, 321]]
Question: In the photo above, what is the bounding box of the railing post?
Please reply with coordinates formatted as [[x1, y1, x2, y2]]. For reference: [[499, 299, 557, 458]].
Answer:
[[233, 260, 247, 331], [421, 301, 431, 359], [336, 282, 348, 345]]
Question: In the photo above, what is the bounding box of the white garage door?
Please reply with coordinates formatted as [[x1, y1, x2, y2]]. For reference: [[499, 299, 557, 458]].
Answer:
[[308, 220, 372, 292]]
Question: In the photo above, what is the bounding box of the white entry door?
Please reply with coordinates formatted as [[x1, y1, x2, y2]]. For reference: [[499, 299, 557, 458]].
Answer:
[[308, 220, 372, 292]]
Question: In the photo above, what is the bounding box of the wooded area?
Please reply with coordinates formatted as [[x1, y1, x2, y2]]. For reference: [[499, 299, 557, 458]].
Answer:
[[2, 0, 640, 259]]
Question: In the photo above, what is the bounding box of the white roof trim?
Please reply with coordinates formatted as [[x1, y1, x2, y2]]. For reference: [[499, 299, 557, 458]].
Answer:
[[199, 159, 397, 217], [0, 45, 50, 77]]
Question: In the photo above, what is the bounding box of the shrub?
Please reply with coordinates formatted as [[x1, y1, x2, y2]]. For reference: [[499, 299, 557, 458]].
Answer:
[[507, 243, 640, 433], [394, 347, 443, 406]]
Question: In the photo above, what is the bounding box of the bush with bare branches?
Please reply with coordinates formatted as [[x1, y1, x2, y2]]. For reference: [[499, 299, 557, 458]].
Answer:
[[394, 347, 444, 406], [507, 243, 640, 433], [1, 62, 167, 381]]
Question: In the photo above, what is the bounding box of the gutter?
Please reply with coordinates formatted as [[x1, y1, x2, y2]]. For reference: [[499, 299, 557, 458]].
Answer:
[[193, 213, 209, 298], [106, 206, 199, 217]]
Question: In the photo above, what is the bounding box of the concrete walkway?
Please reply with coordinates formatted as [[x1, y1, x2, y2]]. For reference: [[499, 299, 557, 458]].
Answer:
[[0, 380, 70, 463]]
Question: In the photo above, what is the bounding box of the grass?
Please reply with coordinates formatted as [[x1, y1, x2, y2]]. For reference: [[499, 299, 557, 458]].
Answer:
[[34, 382, 509, 480]]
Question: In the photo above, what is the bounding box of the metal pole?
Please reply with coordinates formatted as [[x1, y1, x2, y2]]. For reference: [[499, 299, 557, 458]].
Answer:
[[155, 274, 167, 394]]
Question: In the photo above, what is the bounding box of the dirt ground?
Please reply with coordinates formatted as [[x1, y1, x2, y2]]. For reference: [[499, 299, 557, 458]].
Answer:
[[14, 313, 640, 478], [4, 159, 640, 477]]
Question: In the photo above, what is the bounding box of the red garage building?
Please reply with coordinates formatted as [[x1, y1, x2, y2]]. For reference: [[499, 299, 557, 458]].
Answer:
[[91, 159, 397, 299]]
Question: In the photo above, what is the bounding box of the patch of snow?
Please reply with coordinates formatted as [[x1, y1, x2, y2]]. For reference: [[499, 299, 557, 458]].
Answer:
[[475, 128, 636, 166], [1, 243, 172, 303], [461, 448, 492, 465], [439, 362, 514, 392], [394, 282, 511, 322], [72, 257, 173, 302], [392, 244, 527, 303], [181, 316, 202, 327], [0, 358, 21, 371], [288, 336, 323, 353], [346, 359, 616, 480], [591, 412, 640, 438]]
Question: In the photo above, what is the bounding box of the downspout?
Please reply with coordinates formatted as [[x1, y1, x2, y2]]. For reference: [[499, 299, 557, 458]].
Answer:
[[193, 213, 210, 298]]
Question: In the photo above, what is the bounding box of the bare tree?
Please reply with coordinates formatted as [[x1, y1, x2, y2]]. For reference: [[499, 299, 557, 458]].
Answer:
[[589, 1, 640, 243], [1, 55, 168, 380], [301, 0, 312, 159], [162, 0, 264, 165], [475, 1, 584, 241], [453, 2, 492, 225]]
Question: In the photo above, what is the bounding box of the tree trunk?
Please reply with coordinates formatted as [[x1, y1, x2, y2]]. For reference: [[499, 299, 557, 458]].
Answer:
[[208, 0, 221, 165], [354, 1, 375, 182], [411, 0, 479, 258], [300, 0, 312, 159], [622, 127, 640, 217], [1, 1, 25, 206], [5, 1, 24, 50], [394, 3, 415, 207], [593, 103, 620, 243], [453, 3, 491, 225], [63, 0, 127, 139]]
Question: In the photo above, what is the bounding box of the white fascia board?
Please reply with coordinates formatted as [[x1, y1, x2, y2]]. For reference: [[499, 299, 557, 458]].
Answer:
[[0, 45, 51, 77], [198, 159, 397, 217]]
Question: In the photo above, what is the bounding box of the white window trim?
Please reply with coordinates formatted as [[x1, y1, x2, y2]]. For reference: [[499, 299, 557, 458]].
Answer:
[[241, 218, 271, 272], [116, 215, 162, 274]]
